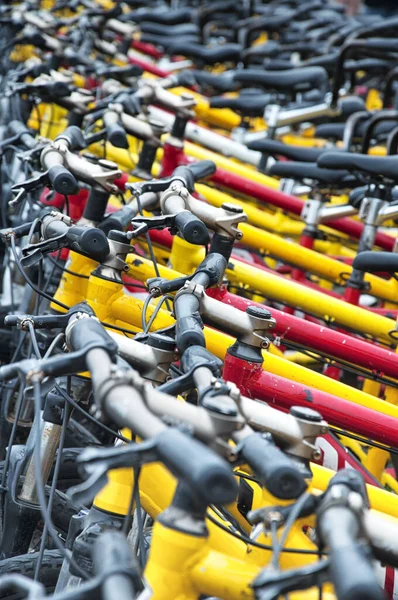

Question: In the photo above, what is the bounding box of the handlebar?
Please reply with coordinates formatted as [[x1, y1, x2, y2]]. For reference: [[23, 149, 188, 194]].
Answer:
[[93, 532, 140, 600], [317, 471, 385, 600], [174, 211, 210, 246], [7, 121, 36, 150], [55, 125, 86, 152], [173, 161, 217, 193], [236, 433, 307, 500], [103, 109, 129, 149], [156, 428, 238, 506]]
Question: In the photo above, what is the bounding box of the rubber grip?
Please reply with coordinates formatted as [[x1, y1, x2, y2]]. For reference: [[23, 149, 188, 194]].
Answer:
[[99, 205, 136, 234], [155, 428, 238, 505], [7, 121, 36, 149], [175, 315, 205, 354], [174, 211, 210, 245], [47, 164, 78, 196], [173, 161, 216, 192], [68, 317, 117, 354], [187, 160, 217, 182], [94, 532, 139, 600], [49, 81, 70, 98], [66, 226, 110, 263], [239, 434, 307, 499], [56, 126, 86, 151], [105, 122, 129, 150], [329, 543, 385, 600]]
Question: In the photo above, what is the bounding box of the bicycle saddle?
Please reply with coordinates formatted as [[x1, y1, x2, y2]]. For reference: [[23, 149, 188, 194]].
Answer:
[[141, 33, 201, 50], [262, 59, 296, 71], [353, 251, 398, 274], [243, 41, 281, 64], [139, 22, 200, 37], [247, 139, 329, 163], [209, 93, 272, 118], [314, 123, 345, 140], [305, 51, 340, 73], [345, 58, 395, 75], [233, 67, 328, 94], [124, 8, 192, 25], [166, 43, 242, 66], [314, 113, 392, 141], [318, 152, 398, 182], [269, 161, 361, 189], [188, 70, 239, 93]]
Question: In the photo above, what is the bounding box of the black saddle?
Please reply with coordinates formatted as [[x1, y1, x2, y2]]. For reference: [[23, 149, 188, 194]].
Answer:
[[209, 92, 271, 118], [188, 70, 239, 93], [233, 67, 328, 94], [318, 152, 398, 183], [124, 8, 192, 25], [139, 22, 200, 37], [247, 139, 329, 163], [314, 117, 395, 142], [353, 251, 398, 274], [166, 43, 242, 66], [269, 161, 362, 189], [141, 34, 200, 50]]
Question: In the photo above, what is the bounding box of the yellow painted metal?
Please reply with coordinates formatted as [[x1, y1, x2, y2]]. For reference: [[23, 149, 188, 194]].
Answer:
[[311, 463, 398, 517], [182, 141, 279, 188], [226, 258, 397, 342], [239, 222, 398, 304], [124, 252, 398, 413], [169, 87, 242, 130]]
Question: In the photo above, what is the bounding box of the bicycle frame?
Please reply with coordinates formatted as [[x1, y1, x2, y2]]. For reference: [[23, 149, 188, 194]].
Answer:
[[92, 447, 398, 598], [50, 250, 398, 452]]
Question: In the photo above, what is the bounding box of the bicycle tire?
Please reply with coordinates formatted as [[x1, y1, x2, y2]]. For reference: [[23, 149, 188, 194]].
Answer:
[[0, 550, 63, 600]]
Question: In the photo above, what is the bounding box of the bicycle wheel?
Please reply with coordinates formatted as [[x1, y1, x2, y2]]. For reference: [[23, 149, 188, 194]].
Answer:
[[0, 550, 63, 600]]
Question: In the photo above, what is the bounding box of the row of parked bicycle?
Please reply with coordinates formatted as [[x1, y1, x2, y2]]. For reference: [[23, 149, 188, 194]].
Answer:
[[1, 0, 398, 599]]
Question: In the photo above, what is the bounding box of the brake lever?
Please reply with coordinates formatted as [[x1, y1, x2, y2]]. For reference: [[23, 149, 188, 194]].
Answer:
[[129, 214, 178, 239], [5, 302, 95, 330], [68, 439, 159, 506], [146, 275, 191, 296], [20, 232, 67, 267], [252, 560, 330, 600], [126, 175, 178, 196], [10, 171, 49, 207]]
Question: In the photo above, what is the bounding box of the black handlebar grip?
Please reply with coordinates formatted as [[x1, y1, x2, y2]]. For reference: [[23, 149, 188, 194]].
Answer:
[[353, 251, 398, 274], [320, 510, 385, 600], [187, 160, 217, 182], [155, 428, 238, 506], [173, 161, 216, 191], [105, 122, 129, 149], [49, 81, 71, 98], [68, 316, 117, 355], [99, 205, 136, 235], [7, 121, 36, 149], [94, 532, 139, 600], [66, 226, 110, 263], [47, 165, 78, 196], [174, 211, 210, 246], [238, 434, 307, 499], [56, 126, 86, 151]]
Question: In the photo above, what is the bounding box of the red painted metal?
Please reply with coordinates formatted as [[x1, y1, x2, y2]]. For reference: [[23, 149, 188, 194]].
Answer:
[[128, 54, 170, 78], [160, 143, 395, 250], [223, 352, 398, 447], [131, 40, 163, 59], [208, 287, 398, 380], [314, 434, 381, 486], [343, 285, 361, 305], [210, 167, 395, 251]]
